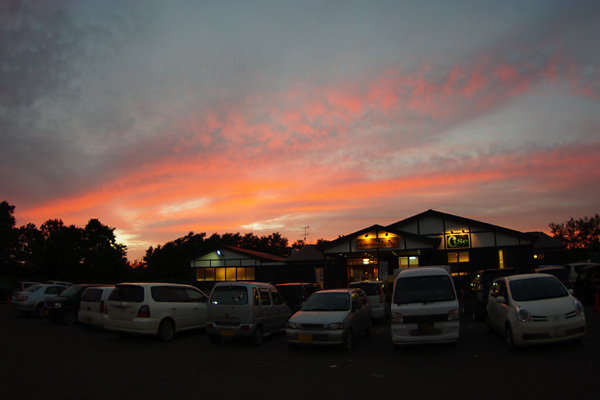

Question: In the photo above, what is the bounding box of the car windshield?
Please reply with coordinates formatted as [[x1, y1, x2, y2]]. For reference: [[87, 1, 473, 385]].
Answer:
[[301, 292, 349, 311], [211, 286, 248, 305], [509, 277, 568, 301], [394, 275, 456, 304], [349, 282, 380, 296]]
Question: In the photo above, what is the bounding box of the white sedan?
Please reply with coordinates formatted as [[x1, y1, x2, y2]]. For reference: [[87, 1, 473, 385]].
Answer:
[[486, 273, 586, 349]]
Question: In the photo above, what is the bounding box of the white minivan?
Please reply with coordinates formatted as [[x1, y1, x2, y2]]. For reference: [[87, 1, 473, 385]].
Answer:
[[391, 267, 460, 347], [207, 282, 291, 345], [104, 283, 208, 341]]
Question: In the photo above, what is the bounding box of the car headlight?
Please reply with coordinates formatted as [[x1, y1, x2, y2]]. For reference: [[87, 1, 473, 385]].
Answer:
[[287, 321, 299, 329], [327, 323, 344, 330], [392, 312, 403, 323], [448, 309, 460, 321], [575, 300, 584, 316], [517, 306, 532, 322]]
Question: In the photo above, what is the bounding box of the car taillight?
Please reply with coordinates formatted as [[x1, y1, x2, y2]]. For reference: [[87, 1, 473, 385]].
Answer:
[[137, 305, 150, 318], [100, 300, 105, 314]]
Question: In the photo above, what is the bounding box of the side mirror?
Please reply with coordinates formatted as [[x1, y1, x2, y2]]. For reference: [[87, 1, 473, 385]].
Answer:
[[496, 296, 506, 305]]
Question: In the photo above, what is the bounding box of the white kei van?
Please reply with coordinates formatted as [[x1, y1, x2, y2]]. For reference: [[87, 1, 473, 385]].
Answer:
[[391, 267, 460, 347], [207, 282, 291, 345]]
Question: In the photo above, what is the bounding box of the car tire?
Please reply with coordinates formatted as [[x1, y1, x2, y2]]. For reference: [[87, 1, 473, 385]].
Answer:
[[157, 319, 175, 342], [341, 329, 353, 352], [63, 310, 76, 326], [251, 326, 263, 346], [505, 323, 516, 351]]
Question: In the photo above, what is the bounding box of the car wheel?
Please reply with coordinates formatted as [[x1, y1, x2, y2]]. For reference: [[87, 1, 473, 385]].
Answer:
[[63, 310, 76, 326], [341, 329, 354, 352], [505, 324, 516, 351], [35, 303, 45, 318], [157, 319, 175, 342], [208, 334, 221, 344], [251, 326, 263, 346]]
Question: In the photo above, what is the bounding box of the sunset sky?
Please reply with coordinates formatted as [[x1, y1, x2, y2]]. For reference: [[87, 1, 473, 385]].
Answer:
[[2, 0, 599, 261]]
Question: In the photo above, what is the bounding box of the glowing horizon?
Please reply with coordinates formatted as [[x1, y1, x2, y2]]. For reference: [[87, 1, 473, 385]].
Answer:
[[3, 1, 599, 260]]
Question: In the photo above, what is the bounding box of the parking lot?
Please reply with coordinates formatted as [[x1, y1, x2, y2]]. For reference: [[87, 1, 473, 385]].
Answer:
[[2, 303, 599, 400]]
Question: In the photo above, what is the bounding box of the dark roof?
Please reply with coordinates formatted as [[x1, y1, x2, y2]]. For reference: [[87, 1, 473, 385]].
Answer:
[[222, 246, 286, 262], [286, 245, 328, 262], [389, 209, 533, 239], [323, 224, 440, 250], [526, 232, 566, 250]]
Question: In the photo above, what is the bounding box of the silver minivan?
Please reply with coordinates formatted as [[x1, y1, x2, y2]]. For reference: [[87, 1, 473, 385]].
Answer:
[[391, 267, 460, 347], [207, 282, 291, 345], [104, 283, 208, 341]]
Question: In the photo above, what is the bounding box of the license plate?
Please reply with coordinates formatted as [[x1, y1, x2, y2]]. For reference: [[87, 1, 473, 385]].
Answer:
[[298, 333, 313, 343], [221, 329, 234, 337], [418, 322, 434, 332]]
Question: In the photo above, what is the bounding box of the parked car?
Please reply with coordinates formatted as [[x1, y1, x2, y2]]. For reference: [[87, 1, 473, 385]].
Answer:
[[45, 284, 108, 325], [77, 285, 115, 328], [463, 268, 516, 321], [566, 263, 595, 282], [17, 281, 42, 291], [535, 266, 572, 290], [573, 264, 600, 304], [285, 288, 372, 351], [275, 282, 320, 314], [207, 282, 290, 345], [10, 284, 65, 317], [348, 280, 389, 322], [104, 283, 208, 341], [486, 274, 586, 350], [391, 267, 460, 347], [47, 280, 73, 288]]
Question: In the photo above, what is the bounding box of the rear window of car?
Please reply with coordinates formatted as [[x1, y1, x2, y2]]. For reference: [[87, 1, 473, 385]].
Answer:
[[108, 285, 145, 302], [349, 282, 380, 296], [210, 286, 248, 305], [81, 288, 102, 302]]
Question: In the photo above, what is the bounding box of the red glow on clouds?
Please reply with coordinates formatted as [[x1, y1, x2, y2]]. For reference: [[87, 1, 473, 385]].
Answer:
[[13, 50, 600, 260]]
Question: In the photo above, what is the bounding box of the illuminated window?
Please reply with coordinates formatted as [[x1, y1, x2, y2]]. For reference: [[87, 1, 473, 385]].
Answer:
[[205, 268, 215, 281], [448, 252, 469, 263], [499, 250, 504, 268], [245, 267, 255, 280], [195, 269, 205, 281], [399, 256, 419, 268], [226, 268, 236, 281], [216, 268, 226, 281]]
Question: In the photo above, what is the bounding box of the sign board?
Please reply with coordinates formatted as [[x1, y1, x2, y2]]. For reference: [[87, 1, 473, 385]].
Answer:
[[356, 237, 399, 250], [446, 234, 469, 249]]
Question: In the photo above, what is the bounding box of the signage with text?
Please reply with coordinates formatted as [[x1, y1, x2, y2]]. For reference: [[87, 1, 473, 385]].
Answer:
[[356, 237, 399, 250], [446, 234, 469, 249]]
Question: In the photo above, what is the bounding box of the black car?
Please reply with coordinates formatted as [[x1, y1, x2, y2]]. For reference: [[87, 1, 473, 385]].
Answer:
[[463, 268, 516, 321], [45, 284, 108, 325], [535, 266, 573, 290], [275, 283, 321, 314], [574, 264, 600, 304]]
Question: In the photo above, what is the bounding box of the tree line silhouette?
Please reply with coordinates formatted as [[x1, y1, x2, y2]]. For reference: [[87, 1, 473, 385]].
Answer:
[[0, 201, 302, 284]]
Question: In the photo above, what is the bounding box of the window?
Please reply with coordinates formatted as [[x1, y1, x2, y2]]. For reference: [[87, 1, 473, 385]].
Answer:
[[196, 267, 256, 282], [210, 286, 248, 305], [271, 290, 284, 305], [259, 288, 271, 305], [447, 251, 469, 263], [226, 268, 236, 281], [186, 288, 206, 303]]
